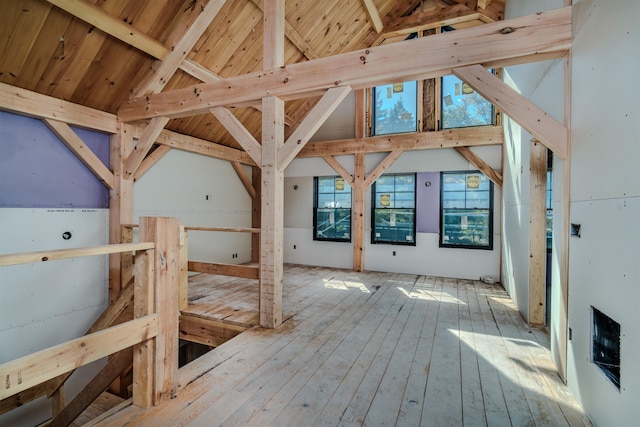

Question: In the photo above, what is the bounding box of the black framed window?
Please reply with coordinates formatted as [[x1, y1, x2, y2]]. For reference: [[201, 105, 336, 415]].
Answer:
[[372, 81, 418, 136], [440, 171, 493, 249], [313, 176, 352, 242], [371, 174, 416, 245]]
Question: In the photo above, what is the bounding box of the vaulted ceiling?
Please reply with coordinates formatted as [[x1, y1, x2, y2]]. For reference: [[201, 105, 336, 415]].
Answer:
[[0, 0, 505, 151]]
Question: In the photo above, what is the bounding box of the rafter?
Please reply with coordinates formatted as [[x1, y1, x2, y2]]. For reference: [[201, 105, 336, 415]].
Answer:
[[453, 64, 569, 158], [360, 0, 384, 33], [249, 0, 320, 60], [118, 7, 572, 122], [133, 0, 228, 97], [373, 4, 479, 46]]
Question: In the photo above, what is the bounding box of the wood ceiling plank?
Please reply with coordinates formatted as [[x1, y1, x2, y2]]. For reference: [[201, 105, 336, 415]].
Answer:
[[279, 86, 352, 170], [1, 0, 53, 85], [454, 146, 502, 188], [452, 64, 568, 159], [13, 7, 73, 90], [211, 107, 262, 166], [0, 82, 118, 133], [249, 0, 320, 60], [360, 0, 384, 33], [43, 118, 115, 190], [373, 4, 479, 45], [118, 7, 572, 122], [45, 0, 168, 60], [299, 126, 503, 157], [132, 0, 228, 97]]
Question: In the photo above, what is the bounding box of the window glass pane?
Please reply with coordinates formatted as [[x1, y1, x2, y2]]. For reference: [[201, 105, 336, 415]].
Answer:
[[441, 74, 494, 129], [373, 81, 418, 135], [371, 173, 416, 245], [440, 171, 493, 249], [314, 177, 352, 242]]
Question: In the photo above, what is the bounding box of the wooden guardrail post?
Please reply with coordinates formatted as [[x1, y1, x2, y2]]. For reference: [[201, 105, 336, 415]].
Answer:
[[138, 216, 181, 405]]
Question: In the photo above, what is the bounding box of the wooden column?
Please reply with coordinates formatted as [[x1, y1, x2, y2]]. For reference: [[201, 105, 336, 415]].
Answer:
[[353, 153, 366, 272], [259, 0, 285, 328], [251, 166, 261, 263], [529, 139, 547, 325], [109, 125, 134, 304], [139, 216, 181, 404], [133, 248, 154, 408], [260, 97, 285, 328]]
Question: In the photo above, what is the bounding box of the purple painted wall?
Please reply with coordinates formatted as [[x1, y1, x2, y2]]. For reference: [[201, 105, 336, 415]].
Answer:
[[416, 171, 440, 233], [0, 111, 110, 208]]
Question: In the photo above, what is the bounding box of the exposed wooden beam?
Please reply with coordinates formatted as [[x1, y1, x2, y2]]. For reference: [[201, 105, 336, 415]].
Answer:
[[360, 0, 384, 33], [149, 128, 255, 166], [231, 161, 257, 199], [134, 145, 172, 182], [373, 4, 479, 45], [454, 146, 502, 188], [478, 0, 493, 9], [45, 0, 168, 60], [0, 82, 118, 133], [322, 156, 355, 186], [299, 126, 503, 157], [211, 107, 262, 166], [278, 86, 352, 170], [43, 119, 114, 190], [119, 7, 572, 122], [453, 65, 569, 159], [249, 0, 320, 60], [364, 150, 403, 188], [528, 139, 547, 326], [132, 0, 229, 97], [123, 117, 170, 179]]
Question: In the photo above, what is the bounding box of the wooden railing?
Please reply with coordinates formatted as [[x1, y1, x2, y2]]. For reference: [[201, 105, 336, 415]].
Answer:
[[0, 216, 182, 424]]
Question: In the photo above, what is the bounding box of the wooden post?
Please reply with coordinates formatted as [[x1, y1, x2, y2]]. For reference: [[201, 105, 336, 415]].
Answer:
[[179, 225, 188, 310], [260, 96, 285, 328], [251, 166, 261, 264], [529, 139, 547, 325], [133, 248, 154, 408], [259, 0, 285, 328], [138, 216, 181, 404], [353, 153, 366, 272], [109, 125, 134, 304]]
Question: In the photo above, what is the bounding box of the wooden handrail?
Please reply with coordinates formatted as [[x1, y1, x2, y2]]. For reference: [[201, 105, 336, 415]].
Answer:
[[0, 242, 154, 267], [122, 223, 260, 234]]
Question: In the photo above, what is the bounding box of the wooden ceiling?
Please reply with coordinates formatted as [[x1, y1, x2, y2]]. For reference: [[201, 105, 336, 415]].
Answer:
[[0, 0, 504, 151]]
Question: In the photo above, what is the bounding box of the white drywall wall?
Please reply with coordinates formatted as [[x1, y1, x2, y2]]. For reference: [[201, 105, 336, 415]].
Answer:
[[0, 208, 110, 426], [505, 0, 640, 424], [566, 0, 639, 424], [134, 149, 253, 264]]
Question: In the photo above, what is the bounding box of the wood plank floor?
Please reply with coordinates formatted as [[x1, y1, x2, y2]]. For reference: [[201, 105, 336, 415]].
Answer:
[[96, 265, 591, 427]]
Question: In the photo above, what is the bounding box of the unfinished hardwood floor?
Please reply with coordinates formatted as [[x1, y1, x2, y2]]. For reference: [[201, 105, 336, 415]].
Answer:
[[97, 265, 591, 427]]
